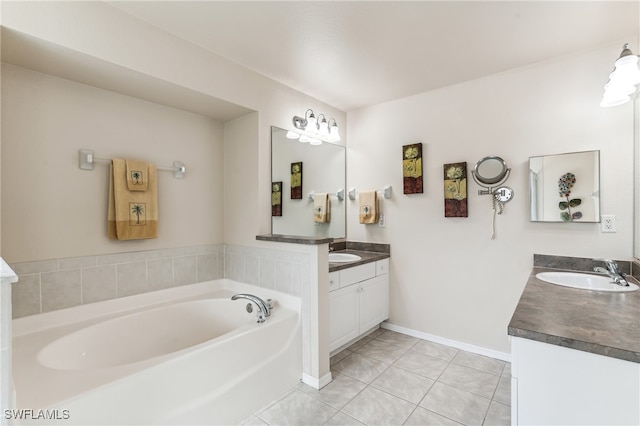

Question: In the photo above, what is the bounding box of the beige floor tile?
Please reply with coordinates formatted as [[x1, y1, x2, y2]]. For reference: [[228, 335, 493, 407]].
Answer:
[[354, 338, 410, 364], [299, 373, 367, 409], [341, 386, 415, 426], [411, 339, 460, 361], [493, 376, 511, 405], [420, 382, 491, 426], [404, 407, 464, 426], [438, 363, 500, 399], [394, 349, 450, 380], [323, 411, 365, 426], [258, 390, 336, 426], [483, 401, 510, 426], [332, 352, 391, 384], [451, 351, 506, 376], [371, 366, 434, 404]]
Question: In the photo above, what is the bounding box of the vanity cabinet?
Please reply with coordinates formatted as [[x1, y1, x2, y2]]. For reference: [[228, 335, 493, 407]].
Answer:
[[511, 337, 640, 425], [329, 259, 389, 352]]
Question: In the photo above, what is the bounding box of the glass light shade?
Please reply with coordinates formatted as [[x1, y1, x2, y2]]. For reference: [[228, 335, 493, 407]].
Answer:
[[328, 125, 341, 142], [286, 130, 300, 139], [299, 134, 311, 143], [305, 113, 317, 134], [601, 88, 631, 107], [318, 118, 330, 138], [612, 56, 640, 85], [309, 138, 322, 145]]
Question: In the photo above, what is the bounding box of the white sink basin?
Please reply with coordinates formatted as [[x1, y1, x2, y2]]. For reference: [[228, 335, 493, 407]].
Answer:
[[536, 272, 639, 292], [328, 253, 362, 263]]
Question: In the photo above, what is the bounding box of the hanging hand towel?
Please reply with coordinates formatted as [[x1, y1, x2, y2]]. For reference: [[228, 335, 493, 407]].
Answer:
[[125, 159, 149, 191], [108, 158, 158, 240], [359, 190, 378, 224], [313, 193, 331, 223]]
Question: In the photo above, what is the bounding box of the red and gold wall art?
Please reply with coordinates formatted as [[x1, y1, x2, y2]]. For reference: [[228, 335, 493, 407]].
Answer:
[[271, 181, 282, 216], [291, 162, 302, 199], [403, 143, 423, 194], [444, 162, 468, 217]]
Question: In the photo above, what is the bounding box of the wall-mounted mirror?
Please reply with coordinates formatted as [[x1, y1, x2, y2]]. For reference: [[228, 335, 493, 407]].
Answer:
[[529, 150, 600, 222], [271, 126, 346, 238]]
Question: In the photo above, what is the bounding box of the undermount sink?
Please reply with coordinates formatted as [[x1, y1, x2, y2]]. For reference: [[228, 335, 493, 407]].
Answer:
[[328, 253, 362, 263], [536, 271, 639, 292]]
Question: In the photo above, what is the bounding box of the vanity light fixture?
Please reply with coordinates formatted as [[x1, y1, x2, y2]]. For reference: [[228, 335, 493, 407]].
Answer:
[[600, 43, 640, 107], [289, 109, 341, 144]]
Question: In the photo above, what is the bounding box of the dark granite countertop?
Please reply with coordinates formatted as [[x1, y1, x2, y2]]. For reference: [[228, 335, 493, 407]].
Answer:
[[329, 250, 390, 272], [256, 234, 333, 245], [508, 267, 640, 363]]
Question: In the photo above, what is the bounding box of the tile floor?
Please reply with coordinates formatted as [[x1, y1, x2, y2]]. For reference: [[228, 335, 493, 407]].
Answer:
[[241, 328, 511, 425]]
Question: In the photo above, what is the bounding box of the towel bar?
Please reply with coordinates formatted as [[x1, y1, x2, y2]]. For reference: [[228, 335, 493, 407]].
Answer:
[[79, 149, 186, 179], [307, 189, 345, 201], [348, 186, 392, 201]]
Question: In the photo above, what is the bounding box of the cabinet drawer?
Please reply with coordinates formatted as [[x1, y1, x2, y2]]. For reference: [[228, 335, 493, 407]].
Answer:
[[328, 271, 340, 292], [339, 262, 376, 288], [376, 258, 389, 276]]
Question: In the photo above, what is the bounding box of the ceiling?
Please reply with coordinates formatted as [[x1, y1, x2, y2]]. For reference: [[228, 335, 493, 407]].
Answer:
[[109, 1, 639, 112]]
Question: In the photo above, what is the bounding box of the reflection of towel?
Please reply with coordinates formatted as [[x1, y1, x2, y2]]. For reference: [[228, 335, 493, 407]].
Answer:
[[108, 158, 158, 240], [359, 191, 378, 224], [314, 193, 331, 223], [126, 159, 149, 191]]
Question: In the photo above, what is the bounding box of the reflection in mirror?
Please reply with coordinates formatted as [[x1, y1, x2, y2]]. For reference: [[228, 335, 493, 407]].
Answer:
[[475, 156, 508, 185], [271, 126, 346, 238], [529, 151, 600, 222]]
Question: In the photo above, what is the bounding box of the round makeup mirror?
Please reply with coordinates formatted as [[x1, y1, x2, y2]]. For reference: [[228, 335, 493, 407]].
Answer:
[[471, 155, 513, 240], [473, 156, 508, 185]]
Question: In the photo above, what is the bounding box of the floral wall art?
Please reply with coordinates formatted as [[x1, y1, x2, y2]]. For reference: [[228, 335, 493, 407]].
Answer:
[[558, 172, 582, 221], [271, 181, 282, 216], [290, 162, 302, 199], [403, 143, 423, 194], [444, 162, 468, 217]]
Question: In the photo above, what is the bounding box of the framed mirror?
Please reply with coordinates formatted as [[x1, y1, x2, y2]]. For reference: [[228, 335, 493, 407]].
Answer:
[[271, 126, 346, 238], [529, 150, 600, 222]]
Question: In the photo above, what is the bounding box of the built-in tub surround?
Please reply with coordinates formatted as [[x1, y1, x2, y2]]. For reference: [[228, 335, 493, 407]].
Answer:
[[9, 245, 224, 319], [10, 243, 312, 319], [12, 280, 301, 425]]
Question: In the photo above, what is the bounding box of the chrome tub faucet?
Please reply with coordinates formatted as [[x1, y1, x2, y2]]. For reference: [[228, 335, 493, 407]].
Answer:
[[593, 258, 629, 287], [231, 293, 274, 323]]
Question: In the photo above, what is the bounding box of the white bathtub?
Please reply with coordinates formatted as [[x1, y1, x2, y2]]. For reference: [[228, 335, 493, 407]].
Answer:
[[11, 279, 302, 425]]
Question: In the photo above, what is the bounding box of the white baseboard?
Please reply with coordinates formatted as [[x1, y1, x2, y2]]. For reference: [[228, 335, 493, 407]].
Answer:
[[301, 372, 333, 390], [381, 322, 511, 362]]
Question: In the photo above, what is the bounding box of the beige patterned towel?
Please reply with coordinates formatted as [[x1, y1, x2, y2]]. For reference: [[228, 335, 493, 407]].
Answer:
[[359, 191, 378, 224], [313, 193, 331, 223], [108, 158, 158, 240]]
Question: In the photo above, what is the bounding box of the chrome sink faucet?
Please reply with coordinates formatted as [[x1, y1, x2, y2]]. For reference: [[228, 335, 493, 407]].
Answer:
[[231, 293, 274, 323], [593, 258, 629, 287]]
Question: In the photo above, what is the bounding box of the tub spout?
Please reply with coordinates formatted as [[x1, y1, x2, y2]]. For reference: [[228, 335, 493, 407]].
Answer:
[[231, 294, 273, 323]]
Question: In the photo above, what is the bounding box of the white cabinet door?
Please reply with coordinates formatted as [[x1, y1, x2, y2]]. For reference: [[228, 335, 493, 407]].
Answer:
[[329, 285, 360, 352], [359, 275, 389, 332]]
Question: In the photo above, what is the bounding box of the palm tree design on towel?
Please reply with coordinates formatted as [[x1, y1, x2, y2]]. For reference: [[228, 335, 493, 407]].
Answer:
[[130, 203, 146, 225], [131, 171, 143, 185]]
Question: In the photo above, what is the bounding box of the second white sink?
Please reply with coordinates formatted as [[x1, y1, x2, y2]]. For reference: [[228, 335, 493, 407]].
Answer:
[[328, 253, 362, 263], [536, 271, 639, 292]]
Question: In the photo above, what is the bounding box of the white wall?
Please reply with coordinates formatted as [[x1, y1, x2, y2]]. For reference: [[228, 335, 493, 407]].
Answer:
[[346, 42, 636, 353], [1, 64, 225, 263], [0, 1, 346, 249]]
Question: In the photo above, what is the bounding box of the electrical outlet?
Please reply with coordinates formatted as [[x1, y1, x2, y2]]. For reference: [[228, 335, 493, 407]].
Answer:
[[601, 215, 616, 233], [378, 213, 386, 228]]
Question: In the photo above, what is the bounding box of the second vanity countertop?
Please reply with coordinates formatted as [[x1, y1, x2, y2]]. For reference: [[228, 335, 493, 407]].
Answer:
[[508, 266, 640, 363], [329, 250, 390, 273]]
